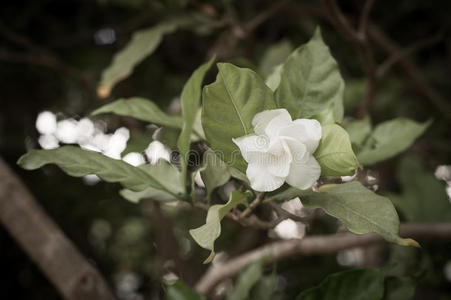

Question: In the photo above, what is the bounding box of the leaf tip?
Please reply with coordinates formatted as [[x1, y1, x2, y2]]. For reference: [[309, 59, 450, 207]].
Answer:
[[400, 238, 421, 248], [203, 251, 215, 264], [97, 85, 111, 99]]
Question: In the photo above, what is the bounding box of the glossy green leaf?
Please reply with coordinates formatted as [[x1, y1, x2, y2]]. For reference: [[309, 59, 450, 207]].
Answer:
[[17, 146, 177, 197], [295, 268, 384, 300], [301, 182, 419, 247], [357, 118, 431, 165], [200, 149, 231, 200], [227, 259, 263, 300], [202, 63, 277, 172], [189, 190, 249, 263], [178, 57, 215, 192], [98, 21, 180, 97], [275, 27, 344, 122], [265, 64, 283, 91], [120, 160, 185, 202], [165, 281, 205, 300], [314, 124, 360, 176], [92, 97, 182, 129]]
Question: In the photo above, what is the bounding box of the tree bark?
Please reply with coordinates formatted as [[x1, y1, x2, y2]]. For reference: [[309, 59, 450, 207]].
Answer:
[[0, 157, 116, 300]]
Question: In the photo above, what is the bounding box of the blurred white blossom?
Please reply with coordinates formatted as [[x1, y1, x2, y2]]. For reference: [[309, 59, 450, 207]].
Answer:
[[122, 152, 145, 167], [145, 141, 171, 164], [194, 171, 205, 187], [38, 134, 59, 149], [36, 111, 57, 135], [55, 118, 79, 144]]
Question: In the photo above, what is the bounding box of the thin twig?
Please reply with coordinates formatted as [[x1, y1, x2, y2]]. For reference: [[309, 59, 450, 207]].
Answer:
[[376, 31, 444, 78], [195, 223, 451, 295], [358, 0, 375, 37]]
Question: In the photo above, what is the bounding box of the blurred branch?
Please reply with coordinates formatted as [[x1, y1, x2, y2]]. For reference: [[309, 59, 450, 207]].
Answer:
[[368, 24, 451, 121], [0, 157, 116, 300], [195, 222, 451, 295], [0, 22, 98, 99], [145, 200, 196, 284], [322, 0, 376, 117], [376, 31, 443, 78]]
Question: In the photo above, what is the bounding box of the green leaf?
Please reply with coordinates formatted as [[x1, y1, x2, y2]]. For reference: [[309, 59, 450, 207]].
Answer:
[[120, 160, 185, 203], [259, 39, 293, 78], [265, 64, 283, 91], [202, 63, 277, 172], [301, 182, 419, 247], [227, 259, 263, 300], [343, 116, 372, 151], [98, 21, 180, 97], [165, 281, 205, 300], [391, 155, 451, 222], [189, 190, 249, 263], [357, 118, 431, 165], [295, 268, 384, 300], [178, 57, 215, 192], [275, 27, 345, 122], [17, 146, 178, 197], [250, 273, 278, 300], [314, 124, 360, 176], [384, 276, 416, 300], [200, 149, 231, 200], [92, 97, 182, 129]]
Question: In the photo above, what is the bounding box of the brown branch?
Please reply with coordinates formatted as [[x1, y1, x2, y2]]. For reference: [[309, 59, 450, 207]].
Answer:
[[368, 24, 451, 121], [376, 31, 444, 78], [322, 0, 377, 117], [0, 157, 116, 300], [195, 223, 451, 295]]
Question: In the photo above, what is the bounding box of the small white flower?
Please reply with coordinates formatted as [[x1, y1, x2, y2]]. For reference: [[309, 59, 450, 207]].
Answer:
[[38, 134, 59, 149], [103, 127, 130, 159], [233, 109, 322, 192], [274, 219, 306, 240], [122, 152, 145, 167], [194, 171, 205, 187], [76, 118, 95, 145], [55, 118, 79, 144], [36, 111, 57, 135], [145, 141, 171, 164]]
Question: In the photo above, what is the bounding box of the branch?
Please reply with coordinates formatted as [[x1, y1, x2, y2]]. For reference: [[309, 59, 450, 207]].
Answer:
[[322, 0, 376, 117], [195, 223, 451, 295], [376, 31, 444, 78], [368, 24, 451, 121], [0, 157, 116, 300]]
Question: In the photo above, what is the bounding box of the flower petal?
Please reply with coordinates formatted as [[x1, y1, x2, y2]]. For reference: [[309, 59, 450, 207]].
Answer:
[[252, 109, 292, 136], [233, 134, 269, 162], [286, 154, 321, 190], [246, 162, 285, 192], [285, 119, 322, 153]]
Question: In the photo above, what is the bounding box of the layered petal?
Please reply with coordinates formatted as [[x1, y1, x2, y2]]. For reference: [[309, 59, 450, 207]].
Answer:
[[252, 109, 292, 136], [233, 134, 269, 162], [286, 153, 321, 190], [246, 161, 285, 192], [280, 119, 322, 153]]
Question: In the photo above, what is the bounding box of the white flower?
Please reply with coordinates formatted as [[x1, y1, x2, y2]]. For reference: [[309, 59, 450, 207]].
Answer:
[[38, 134, 59, 149], [145, 141, 171, 164], [103, 127, 130, 159], [76, 118, 95, 145], [233, 109, 321, 192], [55, 118, 79, 144], [122, 152, 145, 167], [194, 171, 205, 187], [36, 111, 57, 135]]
